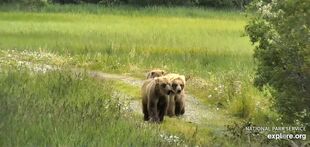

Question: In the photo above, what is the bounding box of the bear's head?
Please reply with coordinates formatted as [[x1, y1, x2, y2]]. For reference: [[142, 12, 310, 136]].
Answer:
[[155, 76, 172, 95], [168, 74, 186, 94], [147, 69, 166, 79]]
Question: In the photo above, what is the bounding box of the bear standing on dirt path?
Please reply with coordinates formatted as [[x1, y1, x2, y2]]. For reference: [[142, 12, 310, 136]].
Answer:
[[146, 69, 166, 79], [165, 74, 186, 116], [141, 76, 172, 123]]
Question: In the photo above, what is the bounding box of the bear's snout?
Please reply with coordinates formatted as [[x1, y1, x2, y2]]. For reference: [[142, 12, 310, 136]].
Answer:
[[177, 90, 182, 93], [167, 90, 173, 95]]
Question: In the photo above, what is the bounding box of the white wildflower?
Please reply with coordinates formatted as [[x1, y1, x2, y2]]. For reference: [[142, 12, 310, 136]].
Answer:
[[159, 133, 183, 145]]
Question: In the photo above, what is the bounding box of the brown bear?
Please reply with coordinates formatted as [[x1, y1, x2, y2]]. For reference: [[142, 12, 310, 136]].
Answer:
[[146, 69, 166, 79], [141, 76, 172, 122], [165, 74, 186, 117]]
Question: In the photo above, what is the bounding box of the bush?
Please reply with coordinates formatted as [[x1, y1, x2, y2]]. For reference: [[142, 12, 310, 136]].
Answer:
[[51, 0, 82, 4], [99, 0, 121, 6], [245, 0, 310, 126], [228, 92, 255, 118], [127, 0, 192, 6], [0, 0, 9, 3], [194, 0, 251, 9], [1, 0, 251, 8], [0, 0, 48, 6], [22, 0, 48, 6]]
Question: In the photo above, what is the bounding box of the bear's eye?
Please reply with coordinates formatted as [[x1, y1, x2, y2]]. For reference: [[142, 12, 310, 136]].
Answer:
[[161, 83, 167, 87], [180, 84, 184, 88], [172, 83, 177, 88]]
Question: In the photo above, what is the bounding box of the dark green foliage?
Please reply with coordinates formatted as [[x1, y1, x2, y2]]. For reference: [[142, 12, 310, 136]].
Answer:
[[194, 0, 250, 9], [128, 0, 192, 6], [51, 0, 81, 4], [0, 0, 9, 3], [50, 0, 125, 4], [23, 0, 48, 6], [1, 0, 251, 8], [245, 0, 310, 126], [0, 0, 48, 6]]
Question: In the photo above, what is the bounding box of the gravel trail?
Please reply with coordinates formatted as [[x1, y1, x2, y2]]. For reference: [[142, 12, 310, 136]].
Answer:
[[88, 70, 212, 124]]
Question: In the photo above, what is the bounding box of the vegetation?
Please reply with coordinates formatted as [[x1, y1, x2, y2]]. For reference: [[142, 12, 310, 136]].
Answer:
[[0, 6, 261, 118], [0, 68, 168, 146], [246, 0, 310, 127], [0, 6, 252, 77], [0, 2, 308, 146], [0, 0, 251, 8]]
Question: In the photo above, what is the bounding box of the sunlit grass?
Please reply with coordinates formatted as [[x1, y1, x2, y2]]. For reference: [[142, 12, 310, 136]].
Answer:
[[0, 4, 281, 146], [0, 11, 249, 54], [113, 81, 141, 100], [0, 5, 255, 90], [0, 69, 168, 146]]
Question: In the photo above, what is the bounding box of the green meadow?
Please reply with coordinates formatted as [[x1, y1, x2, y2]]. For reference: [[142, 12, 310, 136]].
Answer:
[[0, 5, 252, 74], [0, 4, 282, 146]]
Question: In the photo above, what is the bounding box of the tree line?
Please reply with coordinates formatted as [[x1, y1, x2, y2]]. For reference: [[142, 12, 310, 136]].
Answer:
[[1, 0, 251, 9]]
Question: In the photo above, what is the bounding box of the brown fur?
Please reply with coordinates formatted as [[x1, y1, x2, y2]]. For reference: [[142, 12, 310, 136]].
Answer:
[[146, 69, 166, 79], [141, 76, 172, 122], [165, 74, 186, 116]]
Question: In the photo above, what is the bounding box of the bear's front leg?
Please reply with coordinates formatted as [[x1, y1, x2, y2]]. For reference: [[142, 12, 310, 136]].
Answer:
[[175, 101, 182, 116], [158, 97, 168, 122], [148, 98, 159, 122], [166, 95, 175, 117]]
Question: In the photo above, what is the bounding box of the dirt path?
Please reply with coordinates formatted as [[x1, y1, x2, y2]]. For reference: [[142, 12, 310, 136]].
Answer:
[[1, 51, 228, 130], [0, 59, 220, 125], [87, 70, 213, 124]]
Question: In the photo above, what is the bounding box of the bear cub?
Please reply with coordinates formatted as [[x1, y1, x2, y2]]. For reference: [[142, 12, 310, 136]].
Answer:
[[165, 74, 186, 117], [146, 69, 166, 79], [141, 76, 172, 122]]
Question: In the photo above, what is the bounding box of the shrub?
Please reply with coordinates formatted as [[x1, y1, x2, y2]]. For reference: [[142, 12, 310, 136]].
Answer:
[[127, 0, 191, 6], [99, 0, 121, 6], [22, 0, 48, 6], [0, 0, 9, 3], [0, 0, 49, 6], [1, 0, 251, 8], [245, 0, 310, 126], [50, 0, 82, 4], [228, 93, 255, 118], [193, 0, 251, 9]]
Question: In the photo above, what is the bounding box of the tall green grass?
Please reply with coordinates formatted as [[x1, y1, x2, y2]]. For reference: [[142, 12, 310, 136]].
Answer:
[[0, 5, 252, 77], [0, 4, 272, 121], [0, 4, 245, 19], [0, 5, 289, 146], [0, 69, 168, 146]]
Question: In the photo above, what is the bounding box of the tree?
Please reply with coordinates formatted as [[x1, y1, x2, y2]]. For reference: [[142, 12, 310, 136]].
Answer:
[[245, 0, 310, 126]]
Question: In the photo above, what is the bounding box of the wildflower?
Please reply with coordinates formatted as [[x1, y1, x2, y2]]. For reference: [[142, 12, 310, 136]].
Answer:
[[159, 133, 183, 145]]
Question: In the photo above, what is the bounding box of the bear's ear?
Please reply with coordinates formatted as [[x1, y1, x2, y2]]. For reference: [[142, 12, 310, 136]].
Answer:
[[146, 72, 152, 79], [151, 72, 155, 76], [146, 72, 154, 79], [185, 75, 191, 81], [154, 77, 160, 83]]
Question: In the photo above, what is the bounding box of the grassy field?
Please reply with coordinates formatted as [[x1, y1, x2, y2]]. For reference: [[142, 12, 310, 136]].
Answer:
[[0, 4, 285, 146], [0, 69, 173, 146], [0, 5, 252, 74]]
